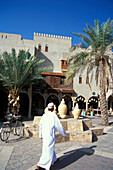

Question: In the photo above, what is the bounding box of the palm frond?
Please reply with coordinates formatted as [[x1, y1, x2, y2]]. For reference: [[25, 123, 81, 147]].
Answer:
[[0, 48, 51, 93], [68, 18, 113, 89], [104, 57, 112, 84]]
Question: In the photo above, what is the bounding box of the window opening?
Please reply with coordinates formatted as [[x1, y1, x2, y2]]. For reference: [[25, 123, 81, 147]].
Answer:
[[86, 76, 89, 84], [79, 76, 82, 84], [38, 44, 41, 52], [61, 60, 68, 69], [45, 45, 48, 52], [27, 52, 31, 59]]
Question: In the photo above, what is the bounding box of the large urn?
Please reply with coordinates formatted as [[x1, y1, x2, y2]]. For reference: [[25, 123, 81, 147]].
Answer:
[[72, 103, 81, 119], [58, 99, 67, 119]]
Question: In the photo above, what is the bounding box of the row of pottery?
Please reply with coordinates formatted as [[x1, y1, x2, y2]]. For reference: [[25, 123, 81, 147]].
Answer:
[[58, 99, 81, 119]]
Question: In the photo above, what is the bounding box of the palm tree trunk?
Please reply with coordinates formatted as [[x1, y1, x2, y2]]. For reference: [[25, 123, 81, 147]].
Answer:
[[99, 60, 109, 125], [8, 90, 20, 116]]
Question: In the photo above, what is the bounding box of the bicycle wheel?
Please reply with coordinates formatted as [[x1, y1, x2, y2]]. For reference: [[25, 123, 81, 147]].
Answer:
[[0, 123, 11, 141], [15, 121, 22, 136]]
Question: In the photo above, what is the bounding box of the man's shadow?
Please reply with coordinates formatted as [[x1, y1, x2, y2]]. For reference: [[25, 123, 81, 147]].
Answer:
[[51, 145, 97, 169]]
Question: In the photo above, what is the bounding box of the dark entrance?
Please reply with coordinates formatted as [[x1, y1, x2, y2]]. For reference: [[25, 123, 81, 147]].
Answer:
[[63, 95, 72, 115], [108, 95, 113, 110], [46, 95, 59, 112], [32, 93, 44, 116], [88, 96, 98, 109], [0, 89, 8, 120], [19, 93, 29, 117], [75, 95, 86, 109]]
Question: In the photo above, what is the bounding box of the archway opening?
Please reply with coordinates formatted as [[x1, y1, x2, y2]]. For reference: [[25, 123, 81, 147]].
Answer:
[[32, 93, 44, 116], [75, 95, 85, 109], [46, 95, 59, 112], [108, 95, 113, 110], [0, 89, 8, 120], [88, 96, 98, 109], [19, 92, 29, 117]]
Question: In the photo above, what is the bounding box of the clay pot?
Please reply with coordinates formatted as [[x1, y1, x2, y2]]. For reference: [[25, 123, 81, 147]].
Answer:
[[73, 103, 81, 119], [58, 99, 67, 119]]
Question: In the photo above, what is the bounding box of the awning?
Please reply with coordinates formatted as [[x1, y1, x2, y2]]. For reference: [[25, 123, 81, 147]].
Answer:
[[61, 89, 75, 93], [41, 72, 65, 76], [47, 88, 74, 94]]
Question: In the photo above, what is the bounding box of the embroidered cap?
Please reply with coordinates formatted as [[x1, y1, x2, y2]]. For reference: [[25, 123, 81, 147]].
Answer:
[[48, 102, 54, 109]]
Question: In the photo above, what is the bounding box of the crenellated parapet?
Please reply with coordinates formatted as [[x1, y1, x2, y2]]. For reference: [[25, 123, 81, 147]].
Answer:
[[34, 32, 72, 40]]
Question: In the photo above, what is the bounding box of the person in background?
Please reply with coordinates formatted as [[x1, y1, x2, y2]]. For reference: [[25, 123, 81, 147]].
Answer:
[[36, 102, 67, 170]]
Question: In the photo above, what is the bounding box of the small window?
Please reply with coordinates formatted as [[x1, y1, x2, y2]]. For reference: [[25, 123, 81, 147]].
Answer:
[[45, 45, 48, 52], [5, 35, 7, 39], [92, 92, 96, 95], [1, 35, 3, 38], [38, 44, 41, 52], [27, 52, 31, 59], [61, 60, 68, 70], [86, 76, 89, 84], [79, 76, 82, 84]]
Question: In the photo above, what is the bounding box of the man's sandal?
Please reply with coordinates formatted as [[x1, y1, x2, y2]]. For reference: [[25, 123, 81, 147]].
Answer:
[[35, 165, 45, 170]]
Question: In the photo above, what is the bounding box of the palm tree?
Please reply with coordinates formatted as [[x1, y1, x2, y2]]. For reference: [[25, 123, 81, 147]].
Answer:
[[67, 19, 113, 125], [0, 48, 51, 116]]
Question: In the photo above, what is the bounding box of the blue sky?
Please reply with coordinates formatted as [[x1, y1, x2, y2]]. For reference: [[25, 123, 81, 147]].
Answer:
[[0, 0, 113, 45]]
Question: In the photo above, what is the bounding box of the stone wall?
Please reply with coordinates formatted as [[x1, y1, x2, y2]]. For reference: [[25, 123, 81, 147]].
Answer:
[[0, 32, 71, 73], [23, 116, 104, 143]]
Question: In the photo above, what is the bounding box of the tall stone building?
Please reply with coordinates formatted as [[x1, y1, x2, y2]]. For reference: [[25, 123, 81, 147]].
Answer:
[[0, 32, 113, 119], [0, 32, 74, 118]]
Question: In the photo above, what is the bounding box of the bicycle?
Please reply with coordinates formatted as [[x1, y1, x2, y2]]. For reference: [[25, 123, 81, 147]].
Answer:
[[0, 114, 23, 142]]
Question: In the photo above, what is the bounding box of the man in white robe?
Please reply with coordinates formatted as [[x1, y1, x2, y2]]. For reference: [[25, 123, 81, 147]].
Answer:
[[36, 102, 67, 170]]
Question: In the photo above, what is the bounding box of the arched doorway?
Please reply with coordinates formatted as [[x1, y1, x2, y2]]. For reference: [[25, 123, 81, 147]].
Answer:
[[75, 95, 85, 109], [108, 95, 113, 110], [19, 92, 29, 117], [88, 96, 98, 109], [63, 95, 72, 115], [46, 95, 59, 112], [32, 93, 44, 116], [0, 88, 8, 120]]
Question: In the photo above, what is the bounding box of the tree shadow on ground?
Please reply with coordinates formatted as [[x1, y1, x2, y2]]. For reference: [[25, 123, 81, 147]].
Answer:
[[51, 145, 97, 170]]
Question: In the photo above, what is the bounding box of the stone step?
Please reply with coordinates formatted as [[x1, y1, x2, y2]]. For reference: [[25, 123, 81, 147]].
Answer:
[[55, 130, 92, 143], [23, 117, 103, 144], [23, 128, 93, 143], [55, 131, 70, 143], [32, 116, 93, 132], [70, 130, 92, 143], [90, 127, 104, 136]]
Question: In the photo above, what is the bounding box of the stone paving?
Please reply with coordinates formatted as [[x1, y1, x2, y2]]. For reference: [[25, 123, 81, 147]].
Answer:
[[0, 116, 113, 170]]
